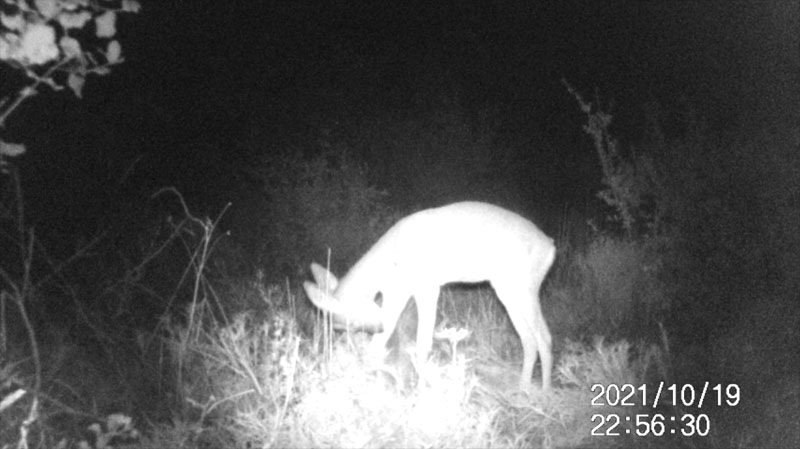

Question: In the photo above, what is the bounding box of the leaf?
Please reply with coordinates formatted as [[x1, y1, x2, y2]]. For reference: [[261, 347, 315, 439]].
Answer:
[[68, 72, 85, 98], [94, 11, 117, 38], [106, 40, 121, 64], [58, 11, 92, 30], [122, 0, 142, 14], [59, 35, 82, 58], [0, 389, 26, 411], [59, 0, 81, 12], [35, 0, 60, 19], [0, 140, 26, 157], [20, 23, 58, 65], [1, 12, 25, 31]]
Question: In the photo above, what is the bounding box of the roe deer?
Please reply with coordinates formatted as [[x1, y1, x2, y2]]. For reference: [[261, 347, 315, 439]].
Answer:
[[303, 201, 555, 390]]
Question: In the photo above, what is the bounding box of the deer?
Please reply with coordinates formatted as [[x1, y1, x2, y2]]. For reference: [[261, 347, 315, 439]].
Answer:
[[303, 201, 555, 390]]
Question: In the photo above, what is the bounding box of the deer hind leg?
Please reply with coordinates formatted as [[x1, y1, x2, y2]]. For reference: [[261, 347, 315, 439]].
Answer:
[[494, 281, 543, 390], [530, 288, 552, 390]]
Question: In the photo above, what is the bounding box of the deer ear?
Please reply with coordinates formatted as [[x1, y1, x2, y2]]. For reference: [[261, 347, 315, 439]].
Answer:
[[303, 281, 336, 310], [309, 262, 338, 290], [303, 281, 382, 328]]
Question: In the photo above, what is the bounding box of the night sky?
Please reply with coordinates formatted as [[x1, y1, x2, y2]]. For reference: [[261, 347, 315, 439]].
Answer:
[[3, 0, 797, 255]]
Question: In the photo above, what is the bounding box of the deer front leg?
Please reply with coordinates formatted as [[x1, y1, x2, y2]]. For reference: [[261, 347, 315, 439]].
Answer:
[[413, 286, 440, 361]]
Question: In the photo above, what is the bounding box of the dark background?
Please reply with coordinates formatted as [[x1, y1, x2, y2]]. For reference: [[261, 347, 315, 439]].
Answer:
[[5, 0, 795, 255], [0, 2, 797, 445]]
